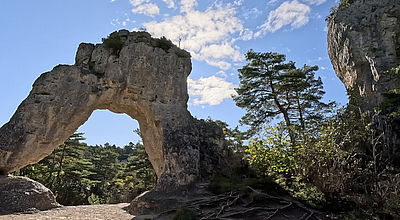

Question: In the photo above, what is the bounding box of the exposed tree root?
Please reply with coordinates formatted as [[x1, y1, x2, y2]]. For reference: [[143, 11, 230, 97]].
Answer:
[[149, 184, 331, 219], [183, 186, 330, 220]]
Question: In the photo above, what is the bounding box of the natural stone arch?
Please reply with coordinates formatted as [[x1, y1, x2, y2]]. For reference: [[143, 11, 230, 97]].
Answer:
[[0, 30, 225, 191]]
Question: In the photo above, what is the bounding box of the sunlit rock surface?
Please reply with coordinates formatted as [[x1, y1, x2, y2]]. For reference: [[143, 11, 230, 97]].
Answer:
[[328, 0, 400, 164], [327, 0, 400, 110], [0, 30, 225, 196]]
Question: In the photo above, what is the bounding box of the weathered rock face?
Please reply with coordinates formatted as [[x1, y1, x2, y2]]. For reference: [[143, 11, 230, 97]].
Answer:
[[328, 1, 400, 163], [327, 0, 400, 110], [0, 175, 60, 214], [0, 30, 225, 190]]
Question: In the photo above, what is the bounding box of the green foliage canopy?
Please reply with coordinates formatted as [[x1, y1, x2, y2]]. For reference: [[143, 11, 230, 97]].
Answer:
[[233, 50, 334, 145], [16, 133, 156, 205]]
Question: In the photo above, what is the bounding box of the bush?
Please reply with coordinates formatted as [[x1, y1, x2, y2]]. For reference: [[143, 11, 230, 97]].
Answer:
[[339, 0, 356, 8], [380, 89, 400, 111], [173, 208, 198, 220], [209, 166, 287, 197], [102, 33, 124, 55], [245, 109, 400, 217], [156, 36, 173, 52], [326, 0, 357, 20]]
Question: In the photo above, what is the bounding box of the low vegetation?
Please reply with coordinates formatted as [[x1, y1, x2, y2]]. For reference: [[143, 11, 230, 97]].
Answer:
[[15, 133, 156, 205], [380, 89, 400, 112], [326, 0, 358, 21], [102, 33, 124, 55], [219, 49, 400, 219], [173, 208, 198, 220], [155, 36, 173, 53]]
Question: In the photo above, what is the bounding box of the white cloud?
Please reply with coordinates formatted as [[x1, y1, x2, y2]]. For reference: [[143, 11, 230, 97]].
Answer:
[[132, 3, 160, 16], [255, 0, 310, 37], [268, 0, 280, 5], [240, 28, 254, 41], [111, 18, 119, 27], [130, 0, 160, 16], [205, 60, 232, 70], [216, 70, 228, 77], [144, 2, 244, 70], [180, 0, 197, 13], [234, 0, 244, 6], [302, 0, 327, 5], [188, 76, 237, 106], [243, 7, 262, 20], [162, 0, 175, 8], [130, 0, 148, 6], [198, 42, 243, 62]]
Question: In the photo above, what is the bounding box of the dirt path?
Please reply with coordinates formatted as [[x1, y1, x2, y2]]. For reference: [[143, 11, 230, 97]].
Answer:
[[0, 203, 134, 220]]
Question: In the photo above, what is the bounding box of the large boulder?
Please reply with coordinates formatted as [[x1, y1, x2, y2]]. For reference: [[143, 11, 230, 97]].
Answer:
[[0, 175, 60, 214]]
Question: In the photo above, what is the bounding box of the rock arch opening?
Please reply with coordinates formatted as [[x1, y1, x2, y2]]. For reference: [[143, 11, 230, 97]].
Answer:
[[0, 30, 225, 195], [77, 109, 142, 147], [15, 129, 157, 205]]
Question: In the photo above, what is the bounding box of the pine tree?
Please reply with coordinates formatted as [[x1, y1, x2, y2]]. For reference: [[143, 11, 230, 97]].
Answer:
[[122, 142, 156, 201], [234, 50, 334, 145]]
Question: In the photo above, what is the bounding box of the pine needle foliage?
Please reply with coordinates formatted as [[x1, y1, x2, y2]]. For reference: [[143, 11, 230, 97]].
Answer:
[[233, 50, 335, 145]]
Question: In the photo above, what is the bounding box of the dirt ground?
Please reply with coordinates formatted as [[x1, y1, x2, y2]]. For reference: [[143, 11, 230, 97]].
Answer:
[[0, 203, 135, 220]]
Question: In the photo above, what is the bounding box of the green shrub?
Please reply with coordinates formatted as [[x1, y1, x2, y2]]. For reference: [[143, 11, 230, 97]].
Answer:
[[339, 0, 357, 8], [173, 208, 198, 220], [326, 0, 357, 20], [245, 109, 400, 217], [156, 36, 173, 52], [102, 34, 124, 55], [380, 89, 400, 111], [209, 168, 285, 196]]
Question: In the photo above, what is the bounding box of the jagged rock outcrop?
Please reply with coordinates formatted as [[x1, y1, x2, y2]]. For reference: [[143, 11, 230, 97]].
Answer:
[[0, 175, 60, 214], [328, 0, 400, 163], [0, 30, 226, 213], [327, 0, 400, 110]]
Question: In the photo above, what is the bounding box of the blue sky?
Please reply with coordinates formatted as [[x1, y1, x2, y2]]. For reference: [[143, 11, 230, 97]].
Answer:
[[0, 0, 346, 146]]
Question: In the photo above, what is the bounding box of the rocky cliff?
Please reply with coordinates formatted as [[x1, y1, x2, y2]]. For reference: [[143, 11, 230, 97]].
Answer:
[[327, 0, 400, 110], [0, 30, 227, 213], [328, 0, 400, 164]]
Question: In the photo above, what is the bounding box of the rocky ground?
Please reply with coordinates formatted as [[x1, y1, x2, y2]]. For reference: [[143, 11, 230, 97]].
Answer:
[[0, 182, 332, 220], [0, 203, 134, 220]]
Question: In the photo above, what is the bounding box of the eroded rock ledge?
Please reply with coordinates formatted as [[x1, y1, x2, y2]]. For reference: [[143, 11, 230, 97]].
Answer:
[[0, 30, 226, 213]]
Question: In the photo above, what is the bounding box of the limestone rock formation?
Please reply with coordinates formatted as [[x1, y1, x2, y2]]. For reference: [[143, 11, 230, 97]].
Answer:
[[327, 0, 400, 110], [0, 30, 225, 194], [328, 0, 400, 164], [0, 175, 60, 214]]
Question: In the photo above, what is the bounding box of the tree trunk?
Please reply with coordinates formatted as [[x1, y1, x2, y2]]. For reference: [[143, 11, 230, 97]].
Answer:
[[296, 91, 305, 130], [270, 79, 296, 146]]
